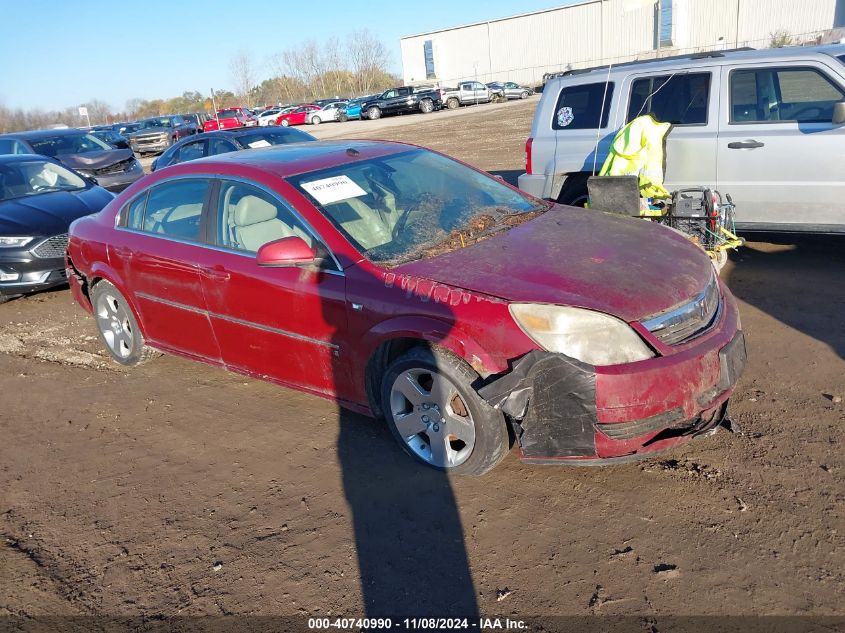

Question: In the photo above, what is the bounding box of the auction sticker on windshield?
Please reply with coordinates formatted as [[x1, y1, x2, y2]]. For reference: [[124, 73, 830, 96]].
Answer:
[[247, 139, 271, 148], [301, 175, 367, 205]]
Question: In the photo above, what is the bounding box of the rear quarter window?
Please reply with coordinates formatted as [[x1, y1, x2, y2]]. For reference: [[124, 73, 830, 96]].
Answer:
[[627, 72, 711, 125], [552, 81, 614, 130]]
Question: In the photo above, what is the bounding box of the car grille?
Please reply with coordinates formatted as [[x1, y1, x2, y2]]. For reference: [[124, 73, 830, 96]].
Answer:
[[133, 133, 166, 145], [641, 274, 721, 345], [31, 234, 69, 259], [94, 157, 135, 176]]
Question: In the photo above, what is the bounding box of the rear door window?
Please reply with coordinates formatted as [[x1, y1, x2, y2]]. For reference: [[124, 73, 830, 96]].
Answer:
[[729, 66, 845, 123], [174, 140, 206, 164], [627, 72, 711, 124], [141, 179, 210, 241], [0, 139, 30, 154], [208, 138, 238, 155], [552, 81, 614, 130]]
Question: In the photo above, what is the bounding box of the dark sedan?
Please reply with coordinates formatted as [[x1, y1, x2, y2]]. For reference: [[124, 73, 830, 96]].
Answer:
[[0, 155, 113, 303], [151, 126, 316, 171], [90, 128, 131, 150], [0, 129, 144, 192]]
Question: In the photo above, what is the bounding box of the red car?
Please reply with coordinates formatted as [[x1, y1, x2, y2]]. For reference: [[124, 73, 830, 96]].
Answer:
[[203, 108, 257, 132], [275, 104, 319, 127], [65, 141, 745, 475]]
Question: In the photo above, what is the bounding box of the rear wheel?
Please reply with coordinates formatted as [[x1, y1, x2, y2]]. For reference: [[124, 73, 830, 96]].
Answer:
[[557, 173, 590, 207], [381, 346, 509, 476], [280, 119, 289, 127], [367, 106, 382, 120], [446, 97, 459, 110], [520, 90, 529, 99], [419, 98, 434, 114], [338, 113, 348, 122], [311, 116, 321, 125], [91, 281, 159, 366]]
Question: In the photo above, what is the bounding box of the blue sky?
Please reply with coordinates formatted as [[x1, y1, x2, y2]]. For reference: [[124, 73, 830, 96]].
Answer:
[[0, 0, 569, 112]]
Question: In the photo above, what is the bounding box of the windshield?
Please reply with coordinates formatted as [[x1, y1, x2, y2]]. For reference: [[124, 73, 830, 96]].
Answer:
[[139, 117, 173, 129], [234, 129, 314, 147], [28, 133, 112, 157], [0, 159, 88, 201], [838, 54, 845, 65], [288, 149, 549, 266]]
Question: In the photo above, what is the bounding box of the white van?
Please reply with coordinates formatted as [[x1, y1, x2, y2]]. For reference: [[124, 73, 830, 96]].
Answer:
[[518, 45, 845, 233]]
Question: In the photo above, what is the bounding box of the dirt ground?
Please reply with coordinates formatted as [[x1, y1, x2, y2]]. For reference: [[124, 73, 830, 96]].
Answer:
[[2, 99, 844, 627]]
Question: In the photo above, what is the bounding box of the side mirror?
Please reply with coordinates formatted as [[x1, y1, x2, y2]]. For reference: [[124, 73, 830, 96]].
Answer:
[[833, 101, 845, 125], [256, 236, 316, 267]]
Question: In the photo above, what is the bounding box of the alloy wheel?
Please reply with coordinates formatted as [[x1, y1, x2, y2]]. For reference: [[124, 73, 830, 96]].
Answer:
[[95, 292, 134, 359], [389, 368, 476, 468]]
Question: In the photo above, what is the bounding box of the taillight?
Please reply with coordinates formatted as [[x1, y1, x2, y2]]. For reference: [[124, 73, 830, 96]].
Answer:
[[525, 137, 533, 175]]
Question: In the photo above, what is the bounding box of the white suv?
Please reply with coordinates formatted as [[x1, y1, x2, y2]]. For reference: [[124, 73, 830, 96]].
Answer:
[[518, 45, 845, 233]]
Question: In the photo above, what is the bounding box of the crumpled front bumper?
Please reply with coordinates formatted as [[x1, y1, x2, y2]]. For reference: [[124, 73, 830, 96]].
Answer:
[[478, 320, 746, 465]]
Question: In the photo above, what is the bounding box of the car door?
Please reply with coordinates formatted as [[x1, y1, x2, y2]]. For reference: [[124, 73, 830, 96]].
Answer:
[[717, 61, 845, 230], [115, 178, 220, 361], [623, 68, 719, 191], [200, 178, 350, 397], [380, 90, 399, 113]]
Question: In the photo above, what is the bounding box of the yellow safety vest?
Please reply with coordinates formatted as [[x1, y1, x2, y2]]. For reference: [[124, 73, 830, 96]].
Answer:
[[599, 114, 672, 199]]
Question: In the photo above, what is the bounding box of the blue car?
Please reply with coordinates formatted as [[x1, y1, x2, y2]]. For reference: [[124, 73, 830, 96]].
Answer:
[[339, 95, 378, 122]]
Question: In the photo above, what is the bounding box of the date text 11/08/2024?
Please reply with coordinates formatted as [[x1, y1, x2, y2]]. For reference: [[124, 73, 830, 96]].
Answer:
[[307, 617, 528, 630]]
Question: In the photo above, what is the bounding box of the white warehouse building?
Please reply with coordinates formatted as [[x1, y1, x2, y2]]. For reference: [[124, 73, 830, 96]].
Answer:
[[400, 0, 845, 88]]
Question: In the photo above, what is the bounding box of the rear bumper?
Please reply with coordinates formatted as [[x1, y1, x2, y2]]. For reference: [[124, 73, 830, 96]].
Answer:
[[517, 173, 547, 198], [478, 294, 746, 464]]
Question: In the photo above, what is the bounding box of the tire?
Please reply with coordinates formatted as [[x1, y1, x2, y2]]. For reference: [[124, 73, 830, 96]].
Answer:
[[338, 113, 348, 122], [381, 346, 509, 476], [419, 98, 434, 114], [91, 280, 160, 367], [520, 91, 529, 99], [0, 294, 14, 305], [367, 106, 382, 120], [557, 173, 590, 207], [446, 97, 459, 110], [280, 119, 289, 127], [311, 116, 321, 125]]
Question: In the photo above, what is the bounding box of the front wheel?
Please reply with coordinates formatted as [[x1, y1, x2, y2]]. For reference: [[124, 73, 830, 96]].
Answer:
[[311, 116, 321, 125], [381, 346, 509, 475], [367, 106, 382, 120], [91, 280, 160, 366], [520, 91, 529, 99], [419, 98, 434, 114], [280, 119, 289, 127], [338, 113, 348, 122]]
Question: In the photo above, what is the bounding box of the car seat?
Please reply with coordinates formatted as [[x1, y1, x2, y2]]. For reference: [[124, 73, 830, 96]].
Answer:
[[232, 195, 310, 252]]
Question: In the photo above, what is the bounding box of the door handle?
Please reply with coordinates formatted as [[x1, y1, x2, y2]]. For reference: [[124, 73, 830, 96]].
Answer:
[[202, 265, 230, 282], [728, 140, 764, 149]]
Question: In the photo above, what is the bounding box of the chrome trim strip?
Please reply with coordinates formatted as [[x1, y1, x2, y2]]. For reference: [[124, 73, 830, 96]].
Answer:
[[135, 291, 339, 350], [641, 274, 720, 345]]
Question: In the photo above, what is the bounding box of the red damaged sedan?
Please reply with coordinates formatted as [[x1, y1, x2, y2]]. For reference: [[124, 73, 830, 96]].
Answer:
[[65, 141, 745, 475]]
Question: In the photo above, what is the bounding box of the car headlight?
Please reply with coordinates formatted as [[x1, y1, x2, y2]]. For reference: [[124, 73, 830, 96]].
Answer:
[[0, 237, 34, 248], [509, 303, 655, 366]]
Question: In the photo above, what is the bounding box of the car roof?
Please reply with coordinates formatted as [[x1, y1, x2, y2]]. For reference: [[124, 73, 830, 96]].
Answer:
[[549, 44, 845, 83], [172, 139, 415, 178], [0, 128, 92, 140], [0, 153, 56, 164]]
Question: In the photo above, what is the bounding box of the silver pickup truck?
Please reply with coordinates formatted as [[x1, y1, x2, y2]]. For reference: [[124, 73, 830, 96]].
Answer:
[[441, 81, 504, 109]]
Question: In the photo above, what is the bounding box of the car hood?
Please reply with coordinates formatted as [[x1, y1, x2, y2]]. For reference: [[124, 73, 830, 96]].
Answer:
[[392, 206, 714, 323], [0, 186, 113, 236], [60, 149, 134, 169]]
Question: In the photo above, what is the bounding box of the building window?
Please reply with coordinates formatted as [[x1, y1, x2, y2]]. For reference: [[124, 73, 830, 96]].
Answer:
[[658, 0, 673, 48], [423, 40, 436, 79]]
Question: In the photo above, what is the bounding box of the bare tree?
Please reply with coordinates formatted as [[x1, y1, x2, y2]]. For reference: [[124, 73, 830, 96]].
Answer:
[[230, 51, 257, 107], [347, 29, 391, 96]]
